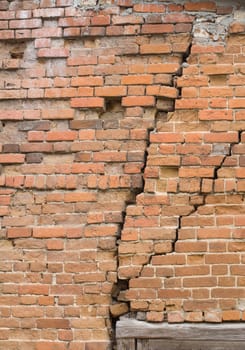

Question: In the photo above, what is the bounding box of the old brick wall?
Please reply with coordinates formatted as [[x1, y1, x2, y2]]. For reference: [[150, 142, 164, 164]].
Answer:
[[0, 0, 244, 349]]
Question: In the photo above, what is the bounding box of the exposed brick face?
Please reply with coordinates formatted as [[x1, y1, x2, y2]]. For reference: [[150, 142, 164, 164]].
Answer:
[[0, 0, 244, 349]]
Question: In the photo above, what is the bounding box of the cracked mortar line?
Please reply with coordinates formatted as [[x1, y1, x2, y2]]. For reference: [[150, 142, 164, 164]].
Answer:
[[115, 7, 242, 297], [173, 129, 245, 253], [114, 40, 194, 291], [112, 6, 243, 341]]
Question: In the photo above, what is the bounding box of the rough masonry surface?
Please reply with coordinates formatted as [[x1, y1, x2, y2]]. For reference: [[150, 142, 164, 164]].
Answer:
[[0, 0, 244, 349]]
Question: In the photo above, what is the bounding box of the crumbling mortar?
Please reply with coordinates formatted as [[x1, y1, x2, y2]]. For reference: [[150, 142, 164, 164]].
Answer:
[[114, 39, 195, 331], [115, 8, 242, 326], [214, 129, 243, 180], [173, 130, 244, 253]]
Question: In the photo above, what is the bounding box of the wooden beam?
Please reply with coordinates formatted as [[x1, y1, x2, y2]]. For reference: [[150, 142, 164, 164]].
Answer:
[[116, 318, 245, 341]]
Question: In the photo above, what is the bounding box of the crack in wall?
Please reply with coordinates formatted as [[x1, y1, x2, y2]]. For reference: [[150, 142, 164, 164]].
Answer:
[[115, 7, 242, 331], [113, 39, 194, 330]]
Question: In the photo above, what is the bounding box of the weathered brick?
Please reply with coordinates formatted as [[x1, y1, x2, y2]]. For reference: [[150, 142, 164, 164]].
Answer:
[[0, 2, 244, 348], [71, 97, 105, 109]]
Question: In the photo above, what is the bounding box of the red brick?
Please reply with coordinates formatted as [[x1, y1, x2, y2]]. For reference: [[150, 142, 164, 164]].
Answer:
[[46, 131, 77, 141], [0, 154, 25, 163], [106, 25, 124, 36], [176, 98, 208, 109], [147, 63, 180, 74], [37, 319, 70, 329], [117, 0, 133, 6], [37, 48, 69, 58], [71, 97, 105, 109], [7, 228, 32, 238], [42, 109, 74, 120], [71, 76, 103, 86], [199, 110, 233, 120], [91, 15, 110, 26], [134, 4, 166, 13], [121, 75, 153, 85], [184, 2, 216, 12], [142, 24, 174, 34], [67, 56, 97, 66], [122, 96, 155, 107], [32, 27, 62, 38], [33, 227, 66, 238], [140, 44, 171, 54], [63, 27, 81, 37], [33, 8, 64, 17], [0, 110, 23, 120], [112, 15, 143, 25], [58, 17, 90, 27], [95, 86, 126, 97], [10, 19, 42, 29]]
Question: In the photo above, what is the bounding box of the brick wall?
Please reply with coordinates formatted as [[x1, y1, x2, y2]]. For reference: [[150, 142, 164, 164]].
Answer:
[[0, 0, 244, 349]]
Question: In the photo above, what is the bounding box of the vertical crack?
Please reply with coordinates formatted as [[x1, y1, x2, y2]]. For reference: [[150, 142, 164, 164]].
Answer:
[[113, 39, 194, 330]]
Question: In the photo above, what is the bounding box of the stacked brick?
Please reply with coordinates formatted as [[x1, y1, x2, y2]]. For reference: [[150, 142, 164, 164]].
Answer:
[[119, 1, 245, 325], [0, 0, 244, 349]]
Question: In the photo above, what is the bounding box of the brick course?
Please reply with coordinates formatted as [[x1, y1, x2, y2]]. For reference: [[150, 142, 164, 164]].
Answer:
[[0, 0, 244, 349]]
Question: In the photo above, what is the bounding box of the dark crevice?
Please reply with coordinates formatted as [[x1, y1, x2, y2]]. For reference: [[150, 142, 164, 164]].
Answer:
[[173, 129, 244, 252], [113, 37, 194, 343], [214, 129, 243, 179], [175, 42, 193, 100]]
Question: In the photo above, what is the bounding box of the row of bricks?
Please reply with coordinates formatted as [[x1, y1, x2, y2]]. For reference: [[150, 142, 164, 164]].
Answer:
[[0, 23, 192, 41], [130, 275, 245, 288], [120, 229, 245, 245], [3, 51, 242, 73], [126, 286, 245, 299], [0, 2, 235, 18], [1, 76, 179, 87], [0, 128, 242, 144], [0, 65, 178, 77], [3, 92, 245, 109], [6, 225, 117, 238], [0, 176, 243, 192], [0, 13, 194, 26], [0, 142, 147, 154], [0, 109, 244, 124], [1, 272, 245, 288], [0, 152, 145, 163], [122, 264, 245, 277], [0, 175, 77, 189], [7, 58, 241, 76], [146, 310, 245, 323], [3, 92, 245, 110], [144, 178, 245, 194]]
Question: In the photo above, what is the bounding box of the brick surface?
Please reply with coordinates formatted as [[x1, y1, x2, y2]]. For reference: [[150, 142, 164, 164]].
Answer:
[[0, 1, 244, 349]]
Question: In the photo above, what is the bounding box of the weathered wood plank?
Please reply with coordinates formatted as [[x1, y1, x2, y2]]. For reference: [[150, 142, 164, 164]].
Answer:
[[137, 339, 149, 350], [148, 340, 245, 350], [117, 338, 135, 350], [116, 318, 245, 341]]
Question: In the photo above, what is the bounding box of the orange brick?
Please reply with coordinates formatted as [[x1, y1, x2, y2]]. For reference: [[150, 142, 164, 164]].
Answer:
[[140, 44, 171, 54], [46, 131, 77, 141], [37, 48, 69, 58], [121, 75, 153, 85], [199, 110, 233, 120], [134, 4, 165, 12], [71, 97, 105, 109], [33, 227, 66, 238], [7, 228, 32, 238], [184, 1, 217, 12], [122, 96, 155, 106], [71, 76, 103, 86], [0, 154, 25, 163], [95, 86, 126, 96]]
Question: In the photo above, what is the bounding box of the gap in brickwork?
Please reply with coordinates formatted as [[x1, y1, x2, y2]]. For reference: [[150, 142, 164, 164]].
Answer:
[[115, 37, 194, 328], [0, 1, 244, 349], [116, 2, 245, 329]]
